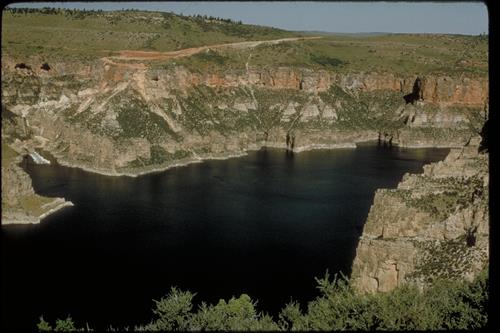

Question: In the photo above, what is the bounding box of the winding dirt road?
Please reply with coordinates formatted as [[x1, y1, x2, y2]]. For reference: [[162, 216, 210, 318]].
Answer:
[[107, 36, 322, 62]]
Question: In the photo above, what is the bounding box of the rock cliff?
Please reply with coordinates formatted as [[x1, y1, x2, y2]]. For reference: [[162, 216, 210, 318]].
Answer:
[[1, 140, 73, 225], [351, 137, 488, 293], [1, 55, 488, 177]]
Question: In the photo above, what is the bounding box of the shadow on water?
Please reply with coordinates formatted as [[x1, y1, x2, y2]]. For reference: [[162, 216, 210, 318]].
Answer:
[[1, 143, 449, 331]]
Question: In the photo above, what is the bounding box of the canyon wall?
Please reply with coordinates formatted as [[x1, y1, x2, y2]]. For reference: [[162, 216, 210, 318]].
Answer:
[[1, 56, 488, 178], [1, 42, 488, 228], [351, 137, 489, 293]]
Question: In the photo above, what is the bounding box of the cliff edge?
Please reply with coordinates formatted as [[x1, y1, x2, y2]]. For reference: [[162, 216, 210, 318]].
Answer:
[[351, 136, 489, 293]]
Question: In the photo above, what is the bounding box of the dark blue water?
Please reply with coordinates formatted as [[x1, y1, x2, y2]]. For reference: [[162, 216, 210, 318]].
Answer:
[[1, 144, 448, 331]]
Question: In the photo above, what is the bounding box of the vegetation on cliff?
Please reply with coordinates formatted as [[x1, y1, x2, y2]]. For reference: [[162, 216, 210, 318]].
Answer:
[[37, 269, 488, 331]]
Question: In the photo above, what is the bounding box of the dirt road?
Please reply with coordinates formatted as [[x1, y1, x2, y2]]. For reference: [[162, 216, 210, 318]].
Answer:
[[108, 36, 322, 61]]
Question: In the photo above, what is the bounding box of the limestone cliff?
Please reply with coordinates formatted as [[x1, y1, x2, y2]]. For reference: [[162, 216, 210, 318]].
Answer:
[[0, 55, 488, 177], [351, 137, 488, 293]]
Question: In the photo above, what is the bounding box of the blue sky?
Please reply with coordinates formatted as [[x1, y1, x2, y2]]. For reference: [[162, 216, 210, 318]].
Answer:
[[7, 2, 488, 35]]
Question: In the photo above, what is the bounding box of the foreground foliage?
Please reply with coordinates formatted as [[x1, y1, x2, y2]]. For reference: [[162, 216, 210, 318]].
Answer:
[[38, 268, 488, 331]]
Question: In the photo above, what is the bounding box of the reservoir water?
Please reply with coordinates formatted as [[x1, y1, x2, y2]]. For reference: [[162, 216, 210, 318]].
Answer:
[[1, 144, 449, 331]]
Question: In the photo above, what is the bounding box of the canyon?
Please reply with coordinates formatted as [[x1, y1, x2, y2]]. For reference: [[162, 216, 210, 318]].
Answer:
[[1, 9, 489, 293]]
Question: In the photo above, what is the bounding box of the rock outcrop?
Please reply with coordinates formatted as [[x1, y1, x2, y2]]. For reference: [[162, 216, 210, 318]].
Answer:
[[1, 147, 73, 225], [351, 137, 489, 293]]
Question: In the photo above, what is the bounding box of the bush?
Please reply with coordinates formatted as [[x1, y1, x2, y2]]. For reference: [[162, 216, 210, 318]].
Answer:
[[424, 269, 488, 329], [37, 268, 488, 331], [373, 284, 435, 330], [305, 272, 378, 330], [278, 301, 305, 330], [145, 287, 195, 331], [277, 269, 488, 331]]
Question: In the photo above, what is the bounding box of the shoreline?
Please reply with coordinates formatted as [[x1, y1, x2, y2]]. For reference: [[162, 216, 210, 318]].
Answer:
[[51, 150, 250, 178], [38, 199, 74, 222], [42, 140, 456, 178], [7, 140, 457, 226], [2, 199, 74, 226], [395, 143, 463, 149], [45, 143, 357, 178]]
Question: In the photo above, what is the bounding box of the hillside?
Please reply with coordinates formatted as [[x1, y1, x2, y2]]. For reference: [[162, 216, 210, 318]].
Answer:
[[2, 8, 488, 76], [2, 8, 296, 59]]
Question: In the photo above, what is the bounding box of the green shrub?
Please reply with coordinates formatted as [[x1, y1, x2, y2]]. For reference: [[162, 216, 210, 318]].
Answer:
[[36, 268, 488, 331], [54, 316, 76, 332], [278, 301, 306, 331], [424, 270, 488, 329], [146, 287, 195, 331]]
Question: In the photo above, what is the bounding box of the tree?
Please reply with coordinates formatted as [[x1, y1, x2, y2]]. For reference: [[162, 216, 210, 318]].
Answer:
[[191, 294, 278, 330], [145, 287, 195, 331], [35, 268, 488, 331]]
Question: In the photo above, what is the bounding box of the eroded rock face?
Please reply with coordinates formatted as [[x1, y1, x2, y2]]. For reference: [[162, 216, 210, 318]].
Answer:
[[0, 53, 489, 177], [420, 76, 488, 106], [351, 138, 489, 293]]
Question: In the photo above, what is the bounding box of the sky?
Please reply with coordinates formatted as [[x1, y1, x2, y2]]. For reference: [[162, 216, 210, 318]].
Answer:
[[6, 1, 488, 35]]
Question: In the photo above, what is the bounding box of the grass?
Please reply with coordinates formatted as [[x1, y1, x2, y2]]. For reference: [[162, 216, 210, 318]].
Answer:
[[2, 8, 487, 78], [1, 8, 295, 60], [164, 33, 488, 78], [243, 35, 487, 76], [18, 194, 56, 216]]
